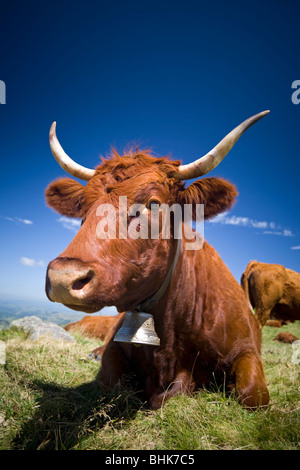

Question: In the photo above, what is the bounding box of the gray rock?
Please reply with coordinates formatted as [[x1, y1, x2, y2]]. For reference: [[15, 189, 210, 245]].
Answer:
[[10, 316, 74, 342]]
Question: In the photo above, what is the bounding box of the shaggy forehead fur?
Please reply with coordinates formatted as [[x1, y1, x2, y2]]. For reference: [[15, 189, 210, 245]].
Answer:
[[45, 146, 238, 221], [84, 148, 185, 209], [96, 147, 181, 179]]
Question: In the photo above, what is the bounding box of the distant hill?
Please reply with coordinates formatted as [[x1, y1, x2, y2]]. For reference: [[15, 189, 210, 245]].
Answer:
[[0, 297, 118, 329]]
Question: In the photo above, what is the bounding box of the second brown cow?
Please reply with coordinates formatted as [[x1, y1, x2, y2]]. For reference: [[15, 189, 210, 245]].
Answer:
[[241, 261, 300, 328], [65, 314, 121, 341]]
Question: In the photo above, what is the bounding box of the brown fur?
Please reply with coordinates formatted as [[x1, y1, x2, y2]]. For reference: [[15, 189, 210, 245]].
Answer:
[[45, 178, 85, 218], [241, 261, 300, 328], [266, 320, 284, 328], [65, 314, 121, 341], [181, 177, 238, 220], [273, 332, 299, 344], [45, 148, 269, 409]]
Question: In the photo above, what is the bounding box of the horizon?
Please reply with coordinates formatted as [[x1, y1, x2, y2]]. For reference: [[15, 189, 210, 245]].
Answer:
[[0, 0, 299, 308]]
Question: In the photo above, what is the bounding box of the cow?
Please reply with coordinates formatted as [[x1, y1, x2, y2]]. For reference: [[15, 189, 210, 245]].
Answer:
[[241, 261, 300, 328], [266, 319, 289, 328], [273, 332, 299, 344], [65, 314, 121, 341], [45, 111, 270, 409]]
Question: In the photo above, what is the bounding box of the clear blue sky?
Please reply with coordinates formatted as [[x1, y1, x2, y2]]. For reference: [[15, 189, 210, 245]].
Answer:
[[0, 0, 299, 305]]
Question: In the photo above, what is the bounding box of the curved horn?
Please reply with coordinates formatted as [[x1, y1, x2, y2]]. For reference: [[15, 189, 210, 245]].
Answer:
[[49, 122, 96, 181], [172, 110, 270, 180]]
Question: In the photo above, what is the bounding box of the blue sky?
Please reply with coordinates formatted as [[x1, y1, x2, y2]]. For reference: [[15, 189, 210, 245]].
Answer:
[[0, 0, 299, 307]]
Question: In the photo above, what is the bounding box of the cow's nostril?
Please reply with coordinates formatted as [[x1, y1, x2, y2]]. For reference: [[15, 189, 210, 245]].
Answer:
[[72, 272, 94, 291]]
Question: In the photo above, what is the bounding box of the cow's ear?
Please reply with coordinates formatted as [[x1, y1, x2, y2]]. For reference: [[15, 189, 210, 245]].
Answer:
[[45, 178, 85, 218], [178, 177, 238, 220]]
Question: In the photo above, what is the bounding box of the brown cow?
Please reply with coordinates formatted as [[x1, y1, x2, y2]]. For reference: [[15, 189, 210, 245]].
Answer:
[[241, 261, 300, 328], [266, 320, 286, 328], [65, 314, 121, 341], [273, 332, 299, 344], [45, 111, 270, 409]]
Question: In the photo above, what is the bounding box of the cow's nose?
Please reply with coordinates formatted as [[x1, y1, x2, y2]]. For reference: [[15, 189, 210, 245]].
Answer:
[[46, 258, 95, 305]]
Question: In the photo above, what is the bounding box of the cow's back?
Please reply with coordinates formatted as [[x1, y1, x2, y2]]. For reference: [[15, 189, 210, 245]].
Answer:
[[65, 315, 120, 341], [280, 269, 300, 319], [241, 261, 300, 325], [242, 262, 285, 310]]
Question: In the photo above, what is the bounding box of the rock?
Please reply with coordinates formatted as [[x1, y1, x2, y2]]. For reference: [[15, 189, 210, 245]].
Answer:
[[10, 316, 75, 342]]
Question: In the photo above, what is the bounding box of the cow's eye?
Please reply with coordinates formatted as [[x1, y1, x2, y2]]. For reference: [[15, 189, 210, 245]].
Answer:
[[146, 199, 160, 210]]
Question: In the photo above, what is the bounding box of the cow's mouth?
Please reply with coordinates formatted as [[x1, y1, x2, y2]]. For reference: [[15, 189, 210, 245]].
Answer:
[[63, 303, 102, 314]]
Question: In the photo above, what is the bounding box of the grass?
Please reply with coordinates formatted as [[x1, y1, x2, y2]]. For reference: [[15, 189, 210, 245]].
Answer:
[[0, 322, 299, 450]]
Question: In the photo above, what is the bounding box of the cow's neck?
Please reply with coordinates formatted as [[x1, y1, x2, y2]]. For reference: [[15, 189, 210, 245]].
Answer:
[[133, 238, 182, 314], [150, 240, 209, 337], [151, 240, 241, 341]]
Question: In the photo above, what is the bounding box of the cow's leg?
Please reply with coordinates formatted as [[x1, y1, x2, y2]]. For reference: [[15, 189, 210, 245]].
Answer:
[[97, 341, 130, 389], [90, 344, 106, 361], [255, 307, 272, 328], [147, 370, 196, 409], [231, 353, 269, 409], [91, 312, 126, 362]]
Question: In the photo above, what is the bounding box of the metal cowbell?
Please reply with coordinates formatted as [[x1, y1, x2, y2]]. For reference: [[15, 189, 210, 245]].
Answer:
[[114, 311, 160, 346]]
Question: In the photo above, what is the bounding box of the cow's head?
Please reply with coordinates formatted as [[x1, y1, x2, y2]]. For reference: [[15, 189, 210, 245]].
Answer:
[[45, 111, 269, 313]]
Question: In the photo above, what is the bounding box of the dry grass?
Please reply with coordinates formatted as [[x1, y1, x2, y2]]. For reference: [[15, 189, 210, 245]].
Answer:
[[0, 322, 299, 450]]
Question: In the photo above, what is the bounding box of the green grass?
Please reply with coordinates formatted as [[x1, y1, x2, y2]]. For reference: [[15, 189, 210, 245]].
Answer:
[[0, 322, 299, 450]]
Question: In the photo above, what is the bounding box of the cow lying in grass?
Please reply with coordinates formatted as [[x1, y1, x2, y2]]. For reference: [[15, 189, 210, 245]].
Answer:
[[46, 111, 270, 409]]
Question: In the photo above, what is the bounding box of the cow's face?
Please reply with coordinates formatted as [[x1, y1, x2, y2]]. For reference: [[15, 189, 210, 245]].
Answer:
[[45, 150, 237, 312], [45, 111, 268, 312]]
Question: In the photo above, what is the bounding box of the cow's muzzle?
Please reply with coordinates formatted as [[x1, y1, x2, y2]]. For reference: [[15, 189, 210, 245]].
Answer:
[[46, 258, 97, 310]]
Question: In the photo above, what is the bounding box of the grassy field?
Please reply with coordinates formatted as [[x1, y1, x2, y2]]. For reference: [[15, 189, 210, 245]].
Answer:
[[0, 322, 299, 450]]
